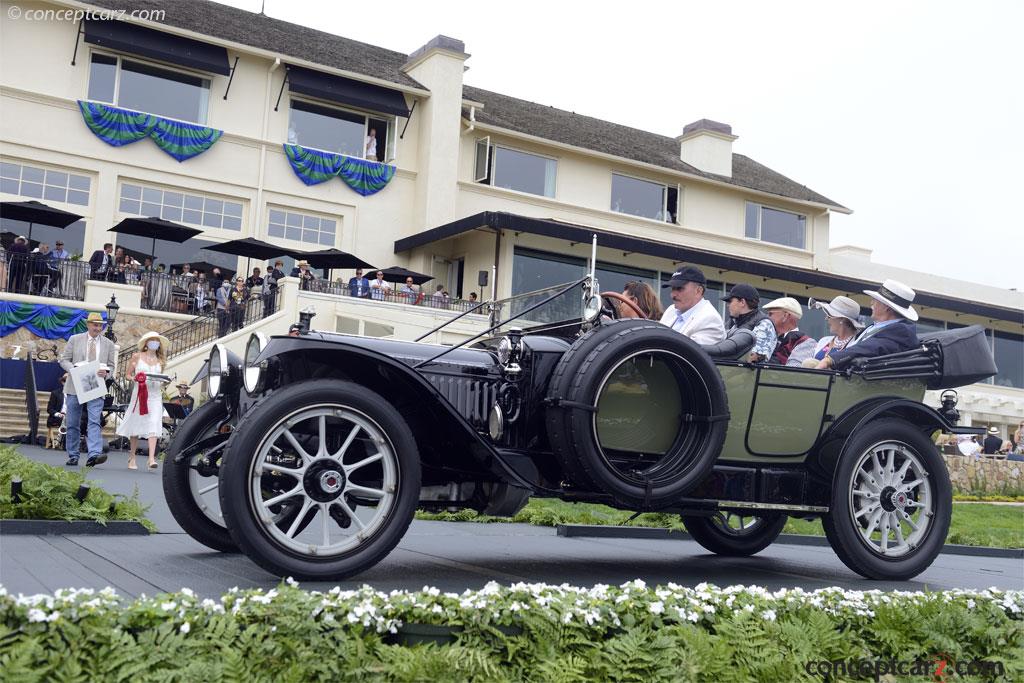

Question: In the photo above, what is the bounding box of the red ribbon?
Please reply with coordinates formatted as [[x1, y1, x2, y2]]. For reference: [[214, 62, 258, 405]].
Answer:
[[135, 372, 149, 415]]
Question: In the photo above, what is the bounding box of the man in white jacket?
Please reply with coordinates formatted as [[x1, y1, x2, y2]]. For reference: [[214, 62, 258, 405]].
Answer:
[[658, 266, 725, 345]]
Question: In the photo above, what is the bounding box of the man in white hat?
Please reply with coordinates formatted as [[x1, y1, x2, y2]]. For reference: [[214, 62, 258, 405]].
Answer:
[[816, 279, 919, 370], [763, 297, 817, 366], [58, 311, 115, 467], [982, 427, 1003, 455]]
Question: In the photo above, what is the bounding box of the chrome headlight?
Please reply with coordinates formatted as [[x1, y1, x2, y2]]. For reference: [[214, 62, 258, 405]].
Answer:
[[583, 294, 602, 322], [207, 344, 228, 398], [243, 332, 268, 394], [496, 336, 512, 365], [488, 403, 505, 441]]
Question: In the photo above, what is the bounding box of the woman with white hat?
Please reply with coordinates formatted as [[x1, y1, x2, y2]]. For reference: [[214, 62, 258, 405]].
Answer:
[[804, 295, 864, 367], [116, 331, 170, 470], [816, 279, 919, 371]]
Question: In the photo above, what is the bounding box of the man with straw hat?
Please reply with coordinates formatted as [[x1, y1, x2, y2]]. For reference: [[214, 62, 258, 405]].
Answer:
[[816, 279, 919, 370], [59, 311, 116, 467]]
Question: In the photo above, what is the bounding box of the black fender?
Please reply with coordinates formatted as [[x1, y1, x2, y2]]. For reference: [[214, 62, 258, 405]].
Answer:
[[809, 396, 968, 483], [254, 339, 541, 492]]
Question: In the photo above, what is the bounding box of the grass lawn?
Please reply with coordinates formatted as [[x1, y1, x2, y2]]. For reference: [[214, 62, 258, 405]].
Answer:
[[417, 498, 1024, 549]]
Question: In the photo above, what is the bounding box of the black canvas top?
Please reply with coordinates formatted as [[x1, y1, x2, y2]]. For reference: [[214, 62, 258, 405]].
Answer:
[[83, 18, 230, 76]]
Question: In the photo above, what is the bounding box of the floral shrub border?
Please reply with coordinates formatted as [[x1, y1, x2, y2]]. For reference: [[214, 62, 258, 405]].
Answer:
[[2, 580, 1021, 681]]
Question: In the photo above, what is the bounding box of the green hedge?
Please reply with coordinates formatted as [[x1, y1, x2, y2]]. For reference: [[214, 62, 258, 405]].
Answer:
[[0, 446, 154, 531], [1, 581, 1020, 682]]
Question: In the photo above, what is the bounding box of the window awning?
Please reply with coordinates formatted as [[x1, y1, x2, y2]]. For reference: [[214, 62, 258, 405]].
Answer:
[[394, 211, 1021, 323], [287, 65, 411, 118], [83, 19, 230, 76]]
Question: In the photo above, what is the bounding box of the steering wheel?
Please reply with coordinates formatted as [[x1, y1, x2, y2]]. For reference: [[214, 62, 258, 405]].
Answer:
[[600, 291, 647, 319]]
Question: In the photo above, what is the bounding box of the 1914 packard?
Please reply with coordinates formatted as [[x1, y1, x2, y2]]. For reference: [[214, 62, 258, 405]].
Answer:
[[163, 250, 996, 582]]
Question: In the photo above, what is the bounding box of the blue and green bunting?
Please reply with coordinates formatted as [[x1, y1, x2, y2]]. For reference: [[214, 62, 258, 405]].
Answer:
[[78, 101, 223, 162], [283, 144, 395, 196], [0, 302, 101, 340]]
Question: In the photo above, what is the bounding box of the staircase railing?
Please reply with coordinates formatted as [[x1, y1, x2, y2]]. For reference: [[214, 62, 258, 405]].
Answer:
[[111, 289, 281, 403]]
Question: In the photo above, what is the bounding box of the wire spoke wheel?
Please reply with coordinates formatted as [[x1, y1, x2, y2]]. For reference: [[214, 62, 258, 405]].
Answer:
[[248, 405, 398, 558], [710, 511, 764, 537], [848, 440, 933, 558]]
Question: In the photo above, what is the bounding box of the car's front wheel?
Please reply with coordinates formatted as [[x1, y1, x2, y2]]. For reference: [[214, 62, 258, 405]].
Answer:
[[162, 400, 236, 553], [822, 418, 951, 580], [681, 511, 787, 556], [218, 379, 420, 580]]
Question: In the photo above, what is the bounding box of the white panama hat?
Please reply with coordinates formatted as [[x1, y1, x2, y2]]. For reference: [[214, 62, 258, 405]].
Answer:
[[808, 295, 865, 329], [864, 279, 918, 321]]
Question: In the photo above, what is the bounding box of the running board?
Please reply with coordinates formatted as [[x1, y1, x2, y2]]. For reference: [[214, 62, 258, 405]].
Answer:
[[715, 500, 829, 514]]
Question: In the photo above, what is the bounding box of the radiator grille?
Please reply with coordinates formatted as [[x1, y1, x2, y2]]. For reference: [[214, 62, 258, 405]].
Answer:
[[425, 374, 497, 429]]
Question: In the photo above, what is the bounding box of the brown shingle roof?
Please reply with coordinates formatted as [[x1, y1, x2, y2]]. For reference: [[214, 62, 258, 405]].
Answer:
[[463, 85, 847, 211], [85, 0, 425, 89]]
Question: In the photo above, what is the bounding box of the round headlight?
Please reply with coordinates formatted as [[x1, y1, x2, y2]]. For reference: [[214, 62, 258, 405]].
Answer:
[[488, 403, 505, 441], [496, 337, 512, 365], [207, 344, 226, 398], [583, 294, 602, 322], [243, 333, 268, 394]]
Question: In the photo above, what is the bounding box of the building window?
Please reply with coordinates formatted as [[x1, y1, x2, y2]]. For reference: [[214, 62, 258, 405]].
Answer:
[[476, 142, 556, 198], [88, 53, 211, 124], [1, 161, 91, 206], [119, 183, 242, 231], [993, 331, 1023, 389], [611, 173, 679, 223], [267, 208, 336, 246], [287, 99, 390, 161], [745, 202, 806, 249]]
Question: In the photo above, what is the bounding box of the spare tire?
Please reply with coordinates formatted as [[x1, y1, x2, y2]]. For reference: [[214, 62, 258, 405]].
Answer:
[[545, 319, 729, 508]]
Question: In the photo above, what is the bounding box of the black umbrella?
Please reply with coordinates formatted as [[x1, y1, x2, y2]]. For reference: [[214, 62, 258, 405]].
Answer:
[[291, 247, 375, 281], [0, 200, 82, 242], [108, 216, 202, 261], [203, 237, 292, 275], [378, 266, 434, 286]]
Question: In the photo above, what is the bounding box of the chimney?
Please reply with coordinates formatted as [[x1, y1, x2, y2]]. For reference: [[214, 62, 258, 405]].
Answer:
[[402, 37, 470, 229], [677, 119, 736, 177]]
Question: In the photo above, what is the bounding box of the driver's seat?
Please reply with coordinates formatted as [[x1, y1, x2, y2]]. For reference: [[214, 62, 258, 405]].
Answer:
[[702, 329, 755, 360]]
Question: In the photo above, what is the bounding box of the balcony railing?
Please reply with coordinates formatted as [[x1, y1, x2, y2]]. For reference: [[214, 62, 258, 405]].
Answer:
[[306, 280, 482, 313], [1, 253, 89, 301], [111, 287, 282, 403]]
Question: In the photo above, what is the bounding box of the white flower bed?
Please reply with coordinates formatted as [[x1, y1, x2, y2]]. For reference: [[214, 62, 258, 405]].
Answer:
[[2, 580, 1021, 634]]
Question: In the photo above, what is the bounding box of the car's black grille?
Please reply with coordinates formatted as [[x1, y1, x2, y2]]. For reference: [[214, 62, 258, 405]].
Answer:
[[425, 374, 497, 429]]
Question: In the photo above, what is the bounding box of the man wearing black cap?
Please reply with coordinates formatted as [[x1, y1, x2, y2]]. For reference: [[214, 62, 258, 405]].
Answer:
[[658, 266, 725, 345], [723, 283, 777, 362]]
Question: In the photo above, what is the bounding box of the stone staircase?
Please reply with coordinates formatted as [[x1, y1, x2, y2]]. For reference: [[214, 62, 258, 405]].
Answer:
[[0, 388, 116, 442]]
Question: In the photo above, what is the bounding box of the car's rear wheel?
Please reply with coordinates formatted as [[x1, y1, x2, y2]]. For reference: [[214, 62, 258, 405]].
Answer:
[[162, 401, 236, 552], [218, 379, 420, 580], [822, 418, 950, 580], [681, 511, 787, 556]]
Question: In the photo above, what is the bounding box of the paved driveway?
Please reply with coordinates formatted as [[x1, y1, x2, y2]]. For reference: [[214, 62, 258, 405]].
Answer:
[[2, 445, 1022, 599]]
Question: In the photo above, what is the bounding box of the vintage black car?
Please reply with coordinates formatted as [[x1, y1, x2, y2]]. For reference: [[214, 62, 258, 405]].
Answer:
[[163, 270, 996, 582]]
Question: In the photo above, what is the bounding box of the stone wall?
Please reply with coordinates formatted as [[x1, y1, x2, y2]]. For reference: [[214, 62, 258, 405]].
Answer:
[[1, 312, 182, 361], [943, 454, 1023, 495]]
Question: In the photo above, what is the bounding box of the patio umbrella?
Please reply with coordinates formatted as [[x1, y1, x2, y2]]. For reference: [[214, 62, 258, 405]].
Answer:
[[290, 247, 375, 281], [377, 266, 434, 286], [203, 237, 292, 275], [0, 200, 82, 242], [108, 216, 202, 261]]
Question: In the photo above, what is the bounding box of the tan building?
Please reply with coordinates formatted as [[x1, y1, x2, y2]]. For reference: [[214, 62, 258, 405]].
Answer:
[[1, 0, 1021, 436]]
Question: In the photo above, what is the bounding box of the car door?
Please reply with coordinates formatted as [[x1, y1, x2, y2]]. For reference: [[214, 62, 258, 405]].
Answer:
[[744, 366, 832, 456]]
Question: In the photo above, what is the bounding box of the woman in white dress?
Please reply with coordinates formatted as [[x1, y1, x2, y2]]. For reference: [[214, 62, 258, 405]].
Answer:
[[117, 331, 169, 470]]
